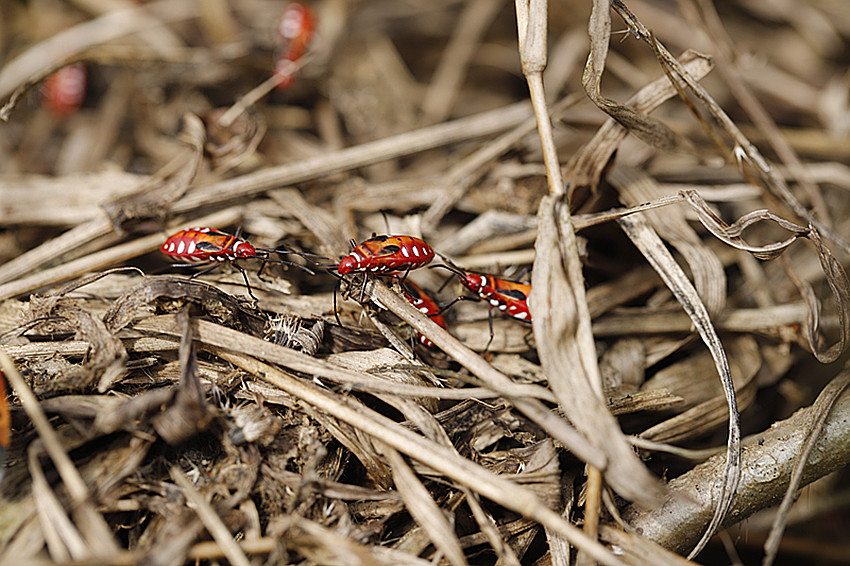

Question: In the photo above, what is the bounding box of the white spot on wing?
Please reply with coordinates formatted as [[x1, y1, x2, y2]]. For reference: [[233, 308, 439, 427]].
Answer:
[[402, 247, 410, 257], [187, 241, 196, 255], [412, 246, 420, 257], [177, 241, 185, 254]]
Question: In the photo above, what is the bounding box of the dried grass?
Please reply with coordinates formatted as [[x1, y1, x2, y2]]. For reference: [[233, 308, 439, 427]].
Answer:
[[1, 1, 850, 565]]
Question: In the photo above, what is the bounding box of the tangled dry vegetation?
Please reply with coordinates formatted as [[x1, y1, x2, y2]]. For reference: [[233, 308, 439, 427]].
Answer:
[[1, 0, 850, 565]]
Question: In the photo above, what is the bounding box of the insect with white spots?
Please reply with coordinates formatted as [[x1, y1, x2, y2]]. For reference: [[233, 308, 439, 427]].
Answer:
[[160, 227, 313, 302], [397, 279, 448, 347], [434, 261, 531, 350], [321, 234, 435, 326], [337, 234, 435, 276], [273, 1, 316, 90]]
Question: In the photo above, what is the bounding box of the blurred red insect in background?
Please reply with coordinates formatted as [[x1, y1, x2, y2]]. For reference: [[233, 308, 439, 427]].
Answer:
[[273, 2, 316, 90], [41, 62, 87, 117], [0, 371, 10, 452]]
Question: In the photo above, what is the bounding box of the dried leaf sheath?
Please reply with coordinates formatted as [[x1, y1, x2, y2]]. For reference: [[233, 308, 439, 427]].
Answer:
[[531, 195, 664, 506]]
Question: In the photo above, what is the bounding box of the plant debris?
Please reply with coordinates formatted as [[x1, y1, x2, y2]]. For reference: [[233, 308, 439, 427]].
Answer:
[[2, 1, 850, 565]]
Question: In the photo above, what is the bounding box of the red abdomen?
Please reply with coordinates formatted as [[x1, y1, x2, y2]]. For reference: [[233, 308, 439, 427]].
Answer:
[[338, 235, 434, 275], [400, 280, 447, 346], [161, 227, 255, 264], [42, 63, 87, 117]]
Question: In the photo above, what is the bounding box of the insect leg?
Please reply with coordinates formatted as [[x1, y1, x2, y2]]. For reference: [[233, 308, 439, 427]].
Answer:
[[484, 304, 495, 353], [187, 262, 220, 278], [233, 262, 259, 303], [357, 272, 369, 303], [333, 280, 343, 327]]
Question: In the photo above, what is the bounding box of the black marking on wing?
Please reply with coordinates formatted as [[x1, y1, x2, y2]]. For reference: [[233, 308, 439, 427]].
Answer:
[[499, 288, 528, 301], [196, 241, 224, 252], [378, 244, 401, 255]]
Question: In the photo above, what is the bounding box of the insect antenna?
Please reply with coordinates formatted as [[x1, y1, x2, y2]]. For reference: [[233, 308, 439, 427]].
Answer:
[[246, 254, 316, 279]]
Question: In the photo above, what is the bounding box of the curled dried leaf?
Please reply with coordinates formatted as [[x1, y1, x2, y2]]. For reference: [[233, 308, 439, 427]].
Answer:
[[682, 189, 850, 363]]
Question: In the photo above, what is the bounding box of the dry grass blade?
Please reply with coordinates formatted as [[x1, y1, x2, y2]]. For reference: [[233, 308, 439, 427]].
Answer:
[[520, 0, 664, 513], [762, 368, 850, 566], [533, 197, 664, 507], [384, 447, 468, 566], [170, 466, 251, 566], [0, 351, 119, 557], [208, 348, 628, 566], [616, 213, 740, 558], [582, 0, 694, 155]]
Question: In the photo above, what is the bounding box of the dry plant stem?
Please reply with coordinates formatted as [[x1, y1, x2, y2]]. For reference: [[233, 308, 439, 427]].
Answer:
[[0, 351, 119, 555], [0, 207, 242, 301], [172, 101, 533, 214], [368, 281, 605, 470], [577, 465, 604, 566], [210, 349, 627, 566], [0, 214, 115, 286], [617, 213, 740, 559], [761, 369, 850, 566], [623, 373, 850, 555], [384, 447, 468, 566], [133, 315, 555, 403], [170, 466, 252, 566], [520, 0, 663, 508], [584, 466, 602, 541]]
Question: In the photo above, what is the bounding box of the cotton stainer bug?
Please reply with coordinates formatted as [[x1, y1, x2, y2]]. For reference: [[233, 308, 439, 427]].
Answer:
[[337, 234, 435, 276], [398, 279, 448, 347], [434, 261, 531, 350], [41, 62, 87, 117], [273, 1, 316, 90], [321, 234, 435, 324], [160, 227, 314, 302], [0, 371, 9, 452]]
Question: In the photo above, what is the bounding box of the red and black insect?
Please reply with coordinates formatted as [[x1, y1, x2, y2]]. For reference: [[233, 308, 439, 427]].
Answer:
[[398, 279, 448, 347], [161, 227, 313, 301], [273, 1, 316, 90], [322, 234, 435, 325], [41, 62, 87, 117], [337, 234, 435, 276], [0, 371, 10, 453], [435, 261, 532, 349]]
